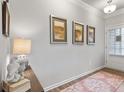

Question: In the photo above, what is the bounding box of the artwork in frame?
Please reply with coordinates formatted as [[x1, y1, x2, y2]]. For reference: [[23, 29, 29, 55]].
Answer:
[[50, 15, 67, 44], [2, 1, 10, 37], [87, 25, 95, 45], [72, 21, 84, 44]]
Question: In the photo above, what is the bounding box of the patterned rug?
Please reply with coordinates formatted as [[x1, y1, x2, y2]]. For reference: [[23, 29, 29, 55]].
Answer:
[[61, 71, 124, 92]]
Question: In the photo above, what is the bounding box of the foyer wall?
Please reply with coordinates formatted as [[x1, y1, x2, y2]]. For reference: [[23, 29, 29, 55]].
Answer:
[[9, 0, 105, 91], [0, 2, 9, 91]]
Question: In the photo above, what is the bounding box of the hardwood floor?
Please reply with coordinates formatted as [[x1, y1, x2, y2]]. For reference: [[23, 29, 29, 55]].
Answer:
[[49, 68, 124, 92], [24, 66, 44, 92]]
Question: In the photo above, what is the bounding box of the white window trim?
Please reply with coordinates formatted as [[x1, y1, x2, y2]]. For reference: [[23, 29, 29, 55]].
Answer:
[[107, 25, 124, 56], [106, 23, 124, 31]]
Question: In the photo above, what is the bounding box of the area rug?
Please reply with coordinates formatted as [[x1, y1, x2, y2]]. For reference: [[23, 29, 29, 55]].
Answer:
[[61, 71, 124, 92]]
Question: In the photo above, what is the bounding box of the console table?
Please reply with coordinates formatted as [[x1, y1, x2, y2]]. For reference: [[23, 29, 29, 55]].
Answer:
[[2, 66, 44, 92]]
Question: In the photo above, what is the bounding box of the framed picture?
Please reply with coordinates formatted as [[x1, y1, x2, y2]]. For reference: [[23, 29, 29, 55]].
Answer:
[[87, 25, 95, 45], [72, 21, 84, 44], [50, 15, 67, 44], [2, 1, 10, 37]]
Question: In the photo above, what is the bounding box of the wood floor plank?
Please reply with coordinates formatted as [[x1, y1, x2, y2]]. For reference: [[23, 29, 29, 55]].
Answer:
[[24, 66, 44, 92]]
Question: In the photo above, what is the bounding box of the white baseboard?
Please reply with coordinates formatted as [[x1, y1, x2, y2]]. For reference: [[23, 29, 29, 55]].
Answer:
[[44, 65, 105, 91], [105, 65, 124, 72]]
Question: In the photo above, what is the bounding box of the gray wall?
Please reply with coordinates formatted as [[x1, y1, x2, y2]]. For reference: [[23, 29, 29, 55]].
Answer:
[[9, 0, 105, 90], [106, 14, 124, 26], [0, 2, 9, 91], [105, 13, 124, 71]]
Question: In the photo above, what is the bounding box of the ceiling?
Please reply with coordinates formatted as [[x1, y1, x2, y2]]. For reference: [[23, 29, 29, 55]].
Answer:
[[81, 0, 124, 12]]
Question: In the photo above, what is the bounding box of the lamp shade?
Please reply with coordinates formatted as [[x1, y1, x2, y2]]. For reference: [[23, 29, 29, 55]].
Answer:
[[13, 38, 31, 55]]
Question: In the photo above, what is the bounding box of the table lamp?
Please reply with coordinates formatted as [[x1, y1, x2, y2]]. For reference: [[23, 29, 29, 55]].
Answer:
[[6, 38, 31, 83], [13, 38, 31, 55]]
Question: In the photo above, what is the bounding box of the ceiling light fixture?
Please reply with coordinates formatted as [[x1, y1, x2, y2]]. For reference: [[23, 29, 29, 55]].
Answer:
[[104, 0, 117, 14]]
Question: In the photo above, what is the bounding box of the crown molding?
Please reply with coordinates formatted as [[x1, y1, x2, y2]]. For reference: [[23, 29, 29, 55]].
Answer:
[[104, 8, 124, 19], [1, 0, 105, 18], [67, 0, 105, 18], [70, 0, 124, 19]]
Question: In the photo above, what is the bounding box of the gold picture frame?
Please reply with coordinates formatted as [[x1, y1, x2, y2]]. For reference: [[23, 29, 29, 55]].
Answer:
[[87, 25, 95, 45], [50, 15, 67, 44], [72, 21, 84, 44]]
